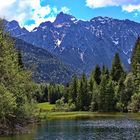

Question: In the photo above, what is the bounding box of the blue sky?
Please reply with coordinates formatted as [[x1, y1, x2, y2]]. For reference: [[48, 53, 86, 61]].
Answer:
[[0, 0, 140, 30]]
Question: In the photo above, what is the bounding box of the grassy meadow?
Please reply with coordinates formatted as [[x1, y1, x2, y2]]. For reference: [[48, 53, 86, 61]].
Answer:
[[36, 102, 140, 120]]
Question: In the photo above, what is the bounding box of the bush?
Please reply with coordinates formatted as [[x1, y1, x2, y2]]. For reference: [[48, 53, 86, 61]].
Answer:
[[0, 85, 16, 125]]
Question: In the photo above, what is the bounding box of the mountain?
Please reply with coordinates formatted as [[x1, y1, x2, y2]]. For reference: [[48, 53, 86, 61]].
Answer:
[[5, 20, 28, 37], [15, 39, 75, 83], [6, 12, 140, 73]]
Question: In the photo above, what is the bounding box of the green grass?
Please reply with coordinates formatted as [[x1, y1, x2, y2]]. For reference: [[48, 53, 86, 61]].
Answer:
[[46, 112, 126, 120], [37, 111, 140, 120], [37, 102, 55, 111], [36, 103, 140, 121]]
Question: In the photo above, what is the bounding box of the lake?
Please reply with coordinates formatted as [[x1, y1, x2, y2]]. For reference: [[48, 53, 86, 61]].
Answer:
[[0, 118, 140, 140]]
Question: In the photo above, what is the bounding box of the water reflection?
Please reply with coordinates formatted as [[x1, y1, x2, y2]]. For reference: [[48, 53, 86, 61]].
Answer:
[[0, 119, 140, 140], [34, 119, 140, 140]]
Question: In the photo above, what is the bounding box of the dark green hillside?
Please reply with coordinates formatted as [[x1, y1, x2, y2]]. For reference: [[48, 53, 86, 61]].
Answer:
[[15, 39, 75, 83]]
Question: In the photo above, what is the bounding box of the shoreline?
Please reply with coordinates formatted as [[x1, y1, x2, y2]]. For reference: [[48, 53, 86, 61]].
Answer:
[[38, 111, 140, 121], [0, 119, 37, 136], [0, 111, 140, 136]]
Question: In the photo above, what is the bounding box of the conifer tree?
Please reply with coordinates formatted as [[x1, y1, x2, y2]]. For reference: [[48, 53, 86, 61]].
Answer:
[[94, 65, 101, 85], [48, 84, 61, 104], [105, 80, 116, 111], [90, 83, 99, 111], [131, 37, 140, 75], [98, 74, 107, 111], [76, 74, 89, 110], [111, 53, 125, 82], [18, 50, 24, 69], [89, 71, 94, 92], [69, 75, 78, 103], [131, 37, 140, 93]]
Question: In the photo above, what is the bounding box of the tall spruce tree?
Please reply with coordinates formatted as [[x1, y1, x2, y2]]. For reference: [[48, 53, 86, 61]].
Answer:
[[89, 71, 94, 92], [111, 53, 125, 82], [131, 37, 140, 75], [76, 74, 89, 110], [90, 83, 99, 111], [18, 50, 24, 69], [131, 37, 140, 93], [98, 74, 107, 111], [69, 75, 78, 103], [94, 65, 101, 85], [105, 80, 116, 112], [128, 37, 140, 112]]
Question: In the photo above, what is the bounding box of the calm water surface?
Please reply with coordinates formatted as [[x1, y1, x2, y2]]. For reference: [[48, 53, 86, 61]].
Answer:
[[0, 119, 140, 140]]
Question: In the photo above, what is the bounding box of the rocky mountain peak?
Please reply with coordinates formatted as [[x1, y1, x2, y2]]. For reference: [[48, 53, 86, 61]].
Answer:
[[53, 12, 77, 27]]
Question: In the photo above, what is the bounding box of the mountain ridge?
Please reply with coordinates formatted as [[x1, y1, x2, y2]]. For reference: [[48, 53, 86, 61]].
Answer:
[[14, 38, 75, 83], [6, 12, 140, 73]]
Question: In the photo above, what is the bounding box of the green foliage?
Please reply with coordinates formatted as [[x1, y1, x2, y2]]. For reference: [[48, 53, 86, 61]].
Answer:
[[111, 53, 125, 82], [0, 20, 36, 129], [48, 84, 63, 104], [55, 97, 65, 110], [94, 65, 101, 85], [90, 83, 99, 111], [69, 75, 78, 103], [36, 37, 140, 113], [0, 85, 16, 125], [131, 37, 140, 75], [17, 50, 24, 69], [76, 74, 90, 111], [128, 92, 140, 112], [55, 97, 76, 111]]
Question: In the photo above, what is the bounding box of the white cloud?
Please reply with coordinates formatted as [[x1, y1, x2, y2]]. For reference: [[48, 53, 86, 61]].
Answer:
[[61, 7, 70, 13], [86, 0, 140, 12], [122, 4, 140, 12], [0, 0, 16, 10], [0, 0, 70, 31], [86, 0, 116, 8], [52, 6, 70, 14]]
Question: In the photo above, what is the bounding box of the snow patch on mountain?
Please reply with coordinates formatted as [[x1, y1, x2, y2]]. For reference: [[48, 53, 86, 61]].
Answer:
[[80, 52, 84, 62], [56, 39, 62, 47], [128, 58, 131, 64], [113, 40, 119, 45]]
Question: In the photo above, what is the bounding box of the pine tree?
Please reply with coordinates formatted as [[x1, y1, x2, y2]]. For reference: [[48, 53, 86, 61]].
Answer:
[[105, 80, 116, 111], [94, 65, 101, 85], [98, 74, 107, 111], [18, 50, 24, 69], [111, 53, 125, 82], [116, 75, 126, 112], [76, 73, 90, 110], [89, 71, 94, 92], [42, 85, 48, 102], [48, 84, 60, 104], [90, 83, 99, 111], [131, 37, 140, 93], [69, 75, 78, 103], [131, 37, 140, 75]]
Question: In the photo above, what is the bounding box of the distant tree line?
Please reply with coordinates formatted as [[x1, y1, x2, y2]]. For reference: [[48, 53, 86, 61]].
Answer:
[[36, 37, 140, 113]]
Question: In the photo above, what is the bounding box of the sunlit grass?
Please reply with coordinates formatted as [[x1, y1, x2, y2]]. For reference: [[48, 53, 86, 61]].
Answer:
[[40, 111, 140, 120], [36, 103, 140, 121], [37, 102, 55, 111]]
